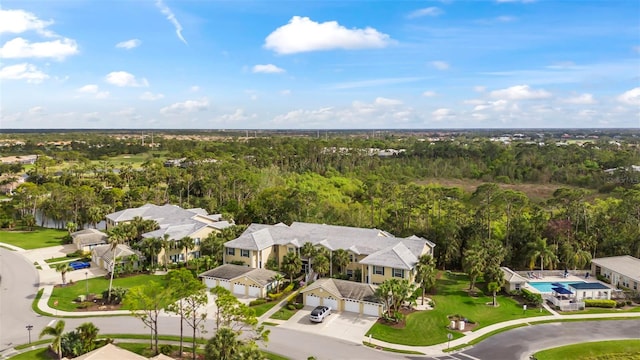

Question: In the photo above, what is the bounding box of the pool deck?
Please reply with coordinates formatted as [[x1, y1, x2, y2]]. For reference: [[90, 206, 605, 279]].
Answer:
[[525, 274, 612, 294]]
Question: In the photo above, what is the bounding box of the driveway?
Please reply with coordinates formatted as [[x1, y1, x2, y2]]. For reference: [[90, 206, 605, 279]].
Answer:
[[279, 307, 378, 343]]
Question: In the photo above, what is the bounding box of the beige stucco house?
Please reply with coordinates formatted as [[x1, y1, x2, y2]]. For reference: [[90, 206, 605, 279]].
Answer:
[[501, 266, 528, 291], [199, 263, 281, 298], [223, 222, 435, 285], [106, 203, 232, 265], [301, 278, 384, 316], [71, 228, 107, 252], [591, 255, 640, 293]]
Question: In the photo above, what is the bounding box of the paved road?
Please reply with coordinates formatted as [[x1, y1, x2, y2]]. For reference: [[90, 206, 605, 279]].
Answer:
[[0, 248, 401, 360]]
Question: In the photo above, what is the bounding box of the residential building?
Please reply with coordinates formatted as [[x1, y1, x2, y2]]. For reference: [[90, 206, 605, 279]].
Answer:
[[500, 267, 528, 291], [591, 255, 640, 292], [300, 278, 384, 316], [71, 228, 107, 252], [222, 222, 435, 285], [105, 203, 232, 265], [91, 244, 141, 273], [199, 263, 282, 298]]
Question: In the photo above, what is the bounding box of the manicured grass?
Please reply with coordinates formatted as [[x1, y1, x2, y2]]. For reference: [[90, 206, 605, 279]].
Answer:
[[444, 323, 530, 352], [32, 288, 53, 317], [0, 228, 67, 249], [262, 321, 279, 326], [269, 306, 297, 320], [100, 334, 206, 344], [251, 301, 280, 317], [534, 340, 640, 360], [48, 274, 170, 312], [8, 347, 52, 360], [45, 256, 78, 264], [14, 339, 50, 350], [263, 351, 291, 360], [366, 272, 550, 346]]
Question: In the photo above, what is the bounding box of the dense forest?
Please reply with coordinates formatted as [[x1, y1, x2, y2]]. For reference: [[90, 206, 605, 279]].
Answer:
[[1, 131, 639, 272]]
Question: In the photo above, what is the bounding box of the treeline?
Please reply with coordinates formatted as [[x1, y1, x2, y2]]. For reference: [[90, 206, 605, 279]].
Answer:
[[1, 135, 639, 272]]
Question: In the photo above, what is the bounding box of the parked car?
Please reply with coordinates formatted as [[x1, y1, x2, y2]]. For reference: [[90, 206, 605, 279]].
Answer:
[[309, 305, 331, 323], [69, 261, 90, 270]]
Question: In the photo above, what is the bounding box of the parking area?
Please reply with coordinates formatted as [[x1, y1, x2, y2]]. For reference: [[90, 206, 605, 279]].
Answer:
[[279, 306, 378, 343]]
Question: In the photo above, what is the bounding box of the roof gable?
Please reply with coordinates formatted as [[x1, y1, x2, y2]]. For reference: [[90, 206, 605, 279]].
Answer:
[[359, 242, 418, 269]]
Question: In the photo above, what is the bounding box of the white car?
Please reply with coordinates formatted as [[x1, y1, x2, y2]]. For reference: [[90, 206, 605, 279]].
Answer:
[[309, 305, 331, 323]]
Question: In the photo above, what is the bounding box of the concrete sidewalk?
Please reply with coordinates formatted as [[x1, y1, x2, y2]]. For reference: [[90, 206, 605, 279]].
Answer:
[[362, 311, 640, 357]]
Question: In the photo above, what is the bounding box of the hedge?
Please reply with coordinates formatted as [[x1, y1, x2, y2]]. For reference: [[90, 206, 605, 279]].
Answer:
[[521, 289, 543, 306], [584, 299, 617, 308]]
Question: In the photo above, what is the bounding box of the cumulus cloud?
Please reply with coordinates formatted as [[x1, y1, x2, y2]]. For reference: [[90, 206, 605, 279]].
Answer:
[[116, 39, 141, 49], [0, 9, 54, 36], [0, 63, 48, 83], [563, 93, 596, 105], [160, 98, 209, 115], [190, 85, 200, 92], [105, 71, 149, 87], [264, 16, 392, 54], [155, 0, 187, 45], [374, 97, 403, 106], [407, 7, 443, 18], [430, 61, 450, 70], [432, 108, 455, 121], [473, 99, 509, 112], [216, 109, 256, 123], [252, 64, 285, 74], [0, 37, 78, 60], [77, 84, 109, 98], [490, 85, 551, 100], [140, 91, 165, 101], [617, 87, 640, 106], [422, 91, 437, 97]]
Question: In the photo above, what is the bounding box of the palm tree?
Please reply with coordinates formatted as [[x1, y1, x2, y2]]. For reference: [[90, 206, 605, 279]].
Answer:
[[332, 249, 350, 276], [107, 226, 127, 303], [273, 273, 285, 292], [528, 237, 558, 274], [181, 236, 194, 265], [76, 322, 99, 353], [281, 251, 302, 284], [300, 242, 316, 274], [161, 234, 172, 269], [55, 263, 71, 285], [487, 282, 501, 307], [415, 254, 436, 305], [312, 254, 329, 278], [40, 320, 65, 360], [463, 244, 486, 291]]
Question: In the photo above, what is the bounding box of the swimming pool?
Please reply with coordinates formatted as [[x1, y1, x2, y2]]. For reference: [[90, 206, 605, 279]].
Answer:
[[528, 281, 584, 293]]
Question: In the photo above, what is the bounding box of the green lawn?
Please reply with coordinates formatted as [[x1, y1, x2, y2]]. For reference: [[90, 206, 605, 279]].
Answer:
[[560, 306, 640, 315], [269, 306, 297, 320], [44, 256, 78, 264], [366, 272, 550, 346], [534, 340, 640, 360], [49, 274, 171, 312], [251, 301, 280, 317], [0, 228, 67, 249], [8, 348, 52, 360]]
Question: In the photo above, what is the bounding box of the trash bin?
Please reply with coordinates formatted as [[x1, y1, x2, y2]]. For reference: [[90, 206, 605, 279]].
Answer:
[[458, 320, 465, 330], [450, 320, 456, 329]]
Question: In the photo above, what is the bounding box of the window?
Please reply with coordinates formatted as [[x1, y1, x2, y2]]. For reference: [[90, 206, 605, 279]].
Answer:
[[288, 247, 295, 253], [373, 266, 384, 275], [241, 249, 250, 258], [346, 269, 353, 277], [515, 283, 521, 291], [194, 238, 201, 245], [634, 282, 637, 290], [393, 268, 405, 278], [192, 251, 200, 258], [226, 248, 235, 256]]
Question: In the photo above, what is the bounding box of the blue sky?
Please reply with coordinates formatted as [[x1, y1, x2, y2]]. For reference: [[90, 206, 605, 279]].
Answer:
[[1, 0, 639, 129]]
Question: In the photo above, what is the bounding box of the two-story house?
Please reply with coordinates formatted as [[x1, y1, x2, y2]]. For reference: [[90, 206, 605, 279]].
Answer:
[[106, 203, 233, 265], [222, 222, 435, 285]]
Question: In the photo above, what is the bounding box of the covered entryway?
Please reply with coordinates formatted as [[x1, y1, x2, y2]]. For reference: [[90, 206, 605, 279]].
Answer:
[[305, 293, 321, 307], [363, 301, 381, 316], [344, 299, 360, 313], [323, 296, 339, 311]]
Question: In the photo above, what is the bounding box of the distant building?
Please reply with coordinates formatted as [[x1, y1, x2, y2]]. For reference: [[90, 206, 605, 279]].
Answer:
[[591, 255, 640, 292]]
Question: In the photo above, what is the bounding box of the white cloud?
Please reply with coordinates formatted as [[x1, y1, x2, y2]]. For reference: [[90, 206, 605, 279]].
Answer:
[[0, 37, 78, 60], [422, 91, 437, 97], [190, 85, 200, 92], [407, 7, 443, 19], [155, 0, 187, 45], [432, 108, 455, 121], [264, 16, 392, 54], [28, 106, 44, 115], [77, 84, 99, 93], [252, 64, 285, 74], [160, 98, 209, 115], [430, 61, 450, 70], [374, 97, 403, 106], [140, 91, 165, 101], [0, 9, 54, 36], [332, 76, 424, 89], [216, 109, 256, 123], [490, 85, 551, 100], [115, 39, 141, 49], [105, 71, 149, 87], [618, 87, 640, 106], [474, 85, 487, 93], [0, 63, 48, 83], [473, 99, 509, 112], [563, 93, 596, 105], [95, 91, 110, 99]]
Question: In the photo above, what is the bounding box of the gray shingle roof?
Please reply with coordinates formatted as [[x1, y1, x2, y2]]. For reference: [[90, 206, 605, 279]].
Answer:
[[501, 267, 528, 283], [199, 264, 281, 286], [71, 229, 107, 246], [591, 255, 640, 282], [92, 244, 138, 262], [224, 222, 433, 267], [359, 242, 418, 269], [302, 278, 380, 303]]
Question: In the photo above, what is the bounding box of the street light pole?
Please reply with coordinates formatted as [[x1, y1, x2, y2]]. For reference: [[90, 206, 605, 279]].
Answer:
[[26, 325, 33, 344]]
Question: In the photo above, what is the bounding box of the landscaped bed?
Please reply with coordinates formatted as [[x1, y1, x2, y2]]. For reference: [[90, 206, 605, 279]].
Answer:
[[366, 272, 550, 346], [48, 274, 172, 312]]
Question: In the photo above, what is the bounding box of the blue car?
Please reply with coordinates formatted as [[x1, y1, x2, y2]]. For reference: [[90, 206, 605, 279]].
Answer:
[[69, 261, 90, 270]]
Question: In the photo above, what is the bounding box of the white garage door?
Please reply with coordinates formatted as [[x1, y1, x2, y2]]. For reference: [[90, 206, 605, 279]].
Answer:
[[248, 285, 261, 298], [233, 283, 246, 296], [305, 294, 320, 307], [218, 279, 231, 290], [344, 299, 360, 313], [203, 277, 217, 288], [323, 297, 338, 311], [363, 302, 381, 316]]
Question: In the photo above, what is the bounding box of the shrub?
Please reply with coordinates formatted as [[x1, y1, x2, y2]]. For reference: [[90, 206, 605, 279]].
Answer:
[[295, 303, 304, 309], [584, 299, 616, 308], [76, 302, 91, 309], [626, 300, 632, 306], [268, 293, 282, 301], [287, 304, 296, 310], [67, 250, 83, 258], [616, 301, 626, 308], [249, 299, 267, 306], [283, 282, 294, 293], [159, 344, 173, 355], [521, 289, 543, 307]]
